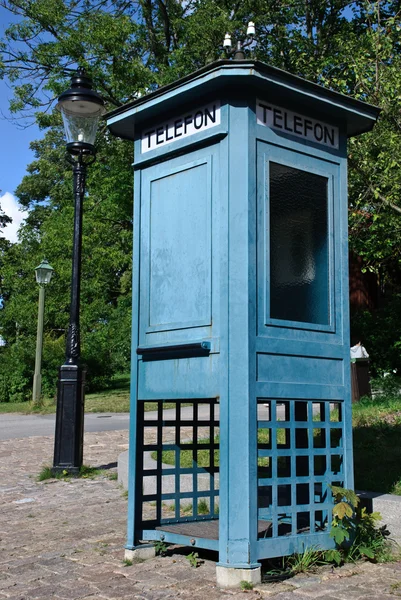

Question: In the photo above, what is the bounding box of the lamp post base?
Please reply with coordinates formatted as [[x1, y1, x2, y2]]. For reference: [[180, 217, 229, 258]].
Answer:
[[53, 363, 86, 474]]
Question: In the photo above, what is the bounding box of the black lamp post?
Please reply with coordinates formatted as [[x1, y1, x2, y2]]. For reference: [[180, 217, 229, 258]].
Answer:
[[53, 69, 105, 474]]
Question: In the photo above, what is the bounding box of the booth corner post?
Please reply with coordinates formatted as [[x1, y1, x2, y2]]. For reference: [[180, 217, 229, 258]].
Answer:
[[52, 69, 105, 475], [106, 57, 379, 585], [32, 259, 54, 405]]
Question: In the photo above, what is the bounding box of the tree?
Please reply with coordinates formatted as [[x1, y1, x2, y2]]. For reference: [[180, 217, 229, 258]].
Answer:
[[0, 126, 134, 399], [2, 0, 401, 397]]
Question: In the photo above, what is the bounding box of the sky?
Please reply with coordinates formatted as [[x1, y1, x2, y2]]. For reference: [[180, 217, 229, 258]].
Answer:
[[0, 6, 42, 243]]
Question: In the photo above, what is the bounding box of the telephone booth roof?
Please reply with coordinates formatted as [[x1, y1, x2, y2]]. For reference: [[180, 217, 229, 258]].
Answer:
[[106, 59, 380, 141]]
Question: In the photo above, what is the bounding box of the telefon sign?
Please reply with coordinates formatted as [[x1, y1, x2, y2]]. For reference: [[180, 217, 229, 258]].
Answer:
[[142, 101, 221, 153], [257, 100, 339, 149]]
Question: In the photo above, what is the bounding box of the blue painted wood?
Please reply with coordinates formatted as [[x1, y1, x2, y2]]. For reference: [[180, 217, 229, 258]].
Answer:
[[141, 528, 219, 551], [106, 60, 379, 141], [219, 100, 255, 567], [125, 134, 142, 551], [145, 159, 212, 331], [109, 60, 378, 570]]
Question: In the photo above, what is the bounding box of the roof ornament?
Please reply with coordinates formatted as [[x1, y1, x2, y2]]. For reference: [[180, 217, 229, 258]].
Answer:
[[223, 21, 256, 60]]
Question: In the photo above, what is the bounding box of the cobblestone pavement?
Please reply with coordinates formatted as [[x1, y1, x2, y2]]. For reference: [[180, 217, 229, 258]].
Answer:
[[1, 430, 401, 599]]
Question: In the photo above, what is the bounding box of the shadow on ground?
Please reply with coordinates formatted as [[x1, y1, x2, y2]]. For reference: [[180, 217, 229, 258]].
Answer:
[[353, 421, 401, 493]]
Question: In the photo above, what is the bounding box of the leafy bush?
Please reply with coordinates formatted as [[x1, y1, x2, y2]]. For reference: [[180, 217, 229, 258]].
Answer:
[[351, 295, 401, 376], [0, 323, 126, 401], [0, 340, 35, 402], [328, 485, 391, 564]]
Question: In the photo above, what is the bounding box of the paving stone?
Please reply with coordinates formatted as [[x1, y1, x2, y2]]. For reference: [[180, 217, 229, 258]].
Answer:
[[325, 585, 371, 600], [1, 431, 401, 600], [295, 584, 339, 598], [267, 593, 311, 599], [255, 584, 295, 597], [313, 597, 345, 600], [360, 596, 395, 600], [289, 576, 321, 588]]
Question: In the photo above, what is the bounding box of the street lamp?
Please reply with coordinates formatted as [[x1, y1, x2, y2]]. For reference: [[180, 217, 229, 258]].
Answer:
[[53, 68, 105, 474], [33, 259, 54, 405], [223, 21, 256, 60]]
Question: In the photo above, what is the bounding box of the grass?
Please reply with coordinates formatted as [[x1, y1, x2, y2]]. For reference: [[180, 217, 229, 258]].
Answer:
[[153, 439, 220, 468], [390, 581, 401, 596], [285, 548, 324, 574], [0, 373, 132, 414], [0, 373, 188, 414], [240, 581, 254, 591], [152, 429, 284, 469], [38, 464, 105, 481], [353, 392, 401, 495], [122, 558, 133, 567]]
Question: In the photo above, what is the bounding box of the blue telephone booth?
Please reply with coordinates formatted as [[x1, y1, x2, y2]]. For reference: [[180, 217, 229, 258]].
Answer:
[[107, 60, 379, 587]]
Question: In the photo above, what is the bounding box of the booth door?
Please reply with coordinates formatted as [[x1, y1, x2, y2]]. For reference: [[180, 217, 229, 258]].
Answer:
[[255, 141, 351, 552], [136, 143, 221, 401]]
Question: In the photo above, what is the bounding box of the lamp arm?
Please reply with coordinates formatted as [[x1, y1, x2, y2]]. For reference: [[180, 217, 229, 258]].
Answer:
[[224, 36, 256, 57]]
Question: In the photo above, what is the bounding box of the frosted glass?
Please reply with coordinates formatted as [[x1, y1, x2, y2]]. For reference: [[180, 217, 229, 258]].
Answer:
[[269, 162, 329, 325]]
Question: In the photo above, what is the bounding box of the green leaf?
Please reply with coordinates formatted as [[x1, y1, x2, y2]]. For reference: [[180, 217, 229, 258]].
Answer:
[[358, 546, 375, 559], [333, 501, 353, 520], [324, 549, 342, 566], [330, 526, 350, 545]]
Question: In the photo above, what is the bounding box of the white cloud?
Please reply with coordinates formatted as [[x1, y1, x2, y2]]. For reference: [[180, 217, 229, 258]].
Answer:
[[0, 192, 28, 243]]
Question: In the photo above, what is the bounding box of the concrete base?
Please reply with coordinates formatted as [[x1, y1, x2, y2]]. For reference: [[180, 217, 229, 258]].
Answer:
[[358, 490, 401, 547], [118, 450, 129, 489], [216, 565, 261, 588], [125, 545, 156, 562]]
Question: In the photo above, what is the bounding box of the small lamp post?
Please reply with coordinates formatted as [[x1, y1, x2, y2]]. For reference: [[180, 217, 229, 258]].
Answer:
[[223, 21, 256, 60], [53, 68, 105, 474], [33, 259, 54, 405]]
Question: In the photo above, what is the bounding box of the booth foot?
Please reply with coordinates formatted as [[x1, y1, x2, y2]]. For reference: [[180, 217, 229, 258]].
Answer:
[[216, 565, 261, 588], [125, 545, 156, 562]]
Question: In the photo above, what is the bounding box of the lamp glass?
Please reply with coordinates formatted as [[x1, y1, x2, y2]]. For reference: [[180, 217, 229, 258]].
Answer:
[[59, 100, 104, 146], [35, 260, 54, 285], [223, 33, 232, 47], [246, 21, 256, 36]]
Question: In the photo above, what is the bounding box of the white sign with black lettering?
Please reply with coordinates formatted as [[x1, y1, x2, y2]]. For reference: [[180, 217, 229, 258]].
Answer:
[[256, 99, 339, 149], [141, 101, 221, 153]]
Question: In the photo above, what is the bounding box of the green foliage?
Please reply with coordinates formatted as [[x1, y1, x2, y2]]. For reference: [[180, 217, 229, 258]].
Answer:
[[239, 580, 254, 591], [352, 391, 401, 495], [197, 499, 209, 515], [38, 464, 103, 481], [154, 540, 168, 556], [2, 1, 401, 391], [352, 297, 401, 376], [38, 466, 58, 481], [324, 549, 342, 566], [329, 485, 360, 546], [152, 436, 220, 468], [0, 341, 34, 402], [186, 551, 201, 568], [390, 581, 401, 595], [0, 132, 133, 401], [122, 558, 133, 567], [329, 485, 391, 563], [286, 547, 323, 574]]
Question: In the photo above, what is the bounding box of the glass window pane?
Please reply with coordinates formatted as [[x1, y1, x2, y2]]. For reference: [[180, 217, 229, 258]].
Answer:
[[269, 162, 329, 325]]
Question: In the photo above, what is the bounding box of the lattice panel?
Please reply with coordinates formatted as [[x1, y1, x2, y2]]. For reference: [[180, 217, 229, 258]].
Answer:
[[137, 400, 219, 527], [257, 399, 344, 538]]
